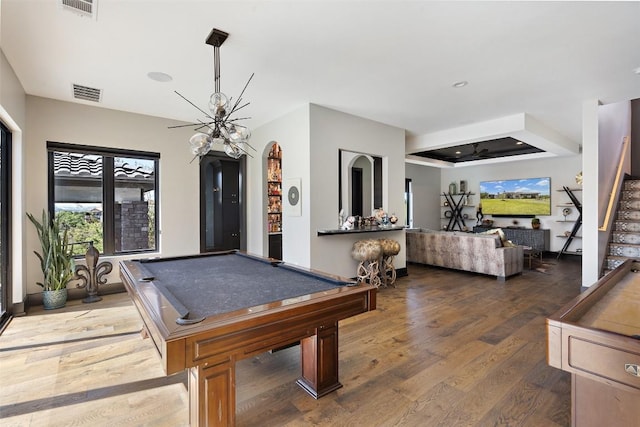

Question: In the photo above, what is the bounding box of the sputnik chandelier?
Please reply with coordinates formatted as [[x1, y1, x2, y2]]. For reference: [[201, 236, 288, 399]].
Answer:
[[170, 28, 255, 161]]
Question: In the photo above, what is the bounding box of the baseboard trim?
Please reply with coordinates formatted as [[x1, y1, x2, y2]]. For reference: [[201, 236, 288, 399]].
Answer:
[[26, 282, 126, 309]]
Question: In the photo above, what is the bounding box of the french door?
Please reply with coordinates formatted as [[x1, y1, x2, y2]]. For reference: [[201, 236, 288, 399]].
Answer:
[[0, 122, 12, 330]]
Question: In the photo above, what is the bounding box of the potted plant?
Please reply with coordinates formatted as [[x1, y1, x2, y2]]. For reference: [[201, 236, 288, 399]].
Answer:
[[531, 217, 541, 229], [27, 210, 76, 309]]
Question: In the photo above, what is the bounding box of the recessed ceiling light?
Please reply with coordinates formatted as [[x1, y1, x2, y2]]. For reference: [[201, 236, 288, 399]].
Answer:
[[147, 72, 173, 82], [452, 81, 468, 88], [455, 151, 461, 155], [516, 141, 524, 145]]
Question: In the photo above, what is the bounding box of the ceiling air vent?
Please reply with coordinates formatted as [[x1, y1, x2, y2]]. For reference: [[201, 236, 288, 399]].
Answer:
[[72, 84, 102, 102], [59, 0, 97, 20]]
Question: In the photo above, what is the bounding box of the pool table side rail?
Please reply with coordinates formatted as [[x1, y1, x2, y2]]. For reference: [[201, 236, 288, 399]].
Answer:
[[184, 289, 375, 370], [120, 259, 376, 376]]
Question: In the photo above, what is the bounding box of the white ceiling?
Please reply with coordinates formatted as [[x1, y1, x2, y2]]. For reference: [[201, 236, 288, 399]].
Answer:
[[2, 1, 640, 164]]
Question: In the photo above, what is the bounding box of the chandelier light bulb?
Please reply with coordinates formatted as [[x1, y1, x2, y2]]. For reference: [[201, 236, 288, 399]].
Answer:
[[189, 132, 213, 156], [209, 92, 229, 117], [224, 142, 243, 159], [233, 126, 251, 141]]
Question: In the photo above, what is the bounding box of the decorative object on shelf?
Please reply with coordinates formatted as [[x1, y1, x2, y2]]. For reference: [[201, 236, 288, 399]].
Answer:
[[169, 28, 256, 161], [267, 143, 284, 233], [389, 213, 398, 224], [449, 182, 457, 195], [27, 210, 76, 310], [463, 213, 469, 220], [444, 210, 453, 218], [562, 207, 572, 221], [531, 217, 541, 229], [443, 201, 449, 207], [459, 180, 467, 193], [481, 219, 494, 227], [373, 208, 387, 225], [476, 202, 484, 225], [75, 241, 112, 303], [575, 171, 583, 186], [564, 230, 571, 237], [338, 209, 345, 229], [341, 216, 355, 230]]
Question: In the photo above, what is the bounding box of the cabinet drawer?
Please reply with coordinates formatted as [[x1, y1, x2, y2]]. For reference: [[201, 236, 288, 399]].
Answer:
[[568, 336, 640, 390]]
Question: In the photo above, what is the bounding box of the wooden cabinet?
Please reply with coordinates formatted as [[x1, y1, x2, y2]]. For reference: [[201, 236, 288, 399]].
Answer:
[[547, 260, 640, 427], [267, 143, 282, 259]]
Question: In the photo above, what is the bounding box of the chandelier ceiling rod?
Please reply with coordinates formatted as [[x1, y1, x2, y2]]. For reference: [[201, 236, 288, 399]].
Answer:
[[206, 29, 228, 94]]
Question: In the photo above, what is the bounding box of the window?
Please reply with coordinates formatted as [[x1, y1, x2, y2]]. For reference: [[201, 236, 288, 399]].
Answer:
[[48, 142, 159, 256]]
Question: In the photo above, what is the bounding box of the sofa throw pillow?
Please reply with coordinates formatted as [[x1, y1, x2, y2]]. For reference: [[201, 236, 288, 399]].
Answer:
[[479, 228, 516, 247]]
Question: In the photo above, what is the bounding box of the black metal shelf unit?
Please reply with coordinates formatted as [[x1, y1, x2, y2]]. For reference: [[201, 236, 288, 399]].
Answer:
[[557, 186, 582, 259], [442, 192, 474, 231]]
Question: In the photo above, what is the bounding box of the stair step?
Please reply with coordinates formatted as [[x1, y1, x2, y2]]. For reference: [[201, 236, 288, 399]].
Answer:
[[604, 255, 634, 270], [613, 221, 640, 232], [624, 180, 640, 190], [619, 199, 640, 209], [621, 189, 640, 200], [608, 243, 640, 257], [617, 210, 640, 220], [611, 232, 640, 244]]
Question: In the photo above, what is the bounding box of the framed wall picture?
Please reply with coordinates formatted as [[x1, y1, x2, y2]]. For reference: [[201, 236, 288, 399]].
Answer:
[[459, 180, 467, 193], [285, 178, 302, 216]]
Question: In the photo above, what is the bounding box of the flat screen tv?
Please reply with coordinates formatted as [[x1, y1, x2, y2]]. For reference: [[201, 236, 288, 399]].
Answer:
[[479, 177, 551, 217]]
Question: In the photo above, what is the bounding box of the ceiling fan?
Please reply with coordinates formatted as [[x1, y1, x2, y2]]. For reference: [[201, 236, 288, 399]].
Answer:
[[459, 143, 489, 160]]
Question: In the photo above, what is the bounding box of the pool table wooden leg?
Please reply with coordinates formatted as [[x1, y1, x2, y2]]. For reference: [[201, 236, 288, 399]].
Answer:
[[189, 359, 235, 427], [296, 322, 343, 398]]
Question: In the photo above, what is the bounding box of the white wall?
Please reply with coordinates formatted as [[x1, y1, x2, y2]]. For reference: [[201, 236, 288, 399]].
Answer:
[[309, 104, 406, 278], [405, 162, 441, 230], [0, 49, 27, 304], [23, 96, 197, 295], [247, 104, 311, 266], [595, 100, 631, 281], [582, 100, 600, 286]]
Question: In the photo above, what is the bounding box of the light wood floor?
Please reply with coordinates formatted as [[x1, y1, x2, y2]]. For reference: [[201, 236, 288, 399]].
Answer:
[[0, 256, 582, 426]]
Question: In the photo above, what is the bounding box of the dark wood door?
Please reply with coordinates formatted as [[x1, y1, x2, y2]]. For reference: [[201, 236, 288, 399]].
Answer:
[[201, 154, 244, 252]]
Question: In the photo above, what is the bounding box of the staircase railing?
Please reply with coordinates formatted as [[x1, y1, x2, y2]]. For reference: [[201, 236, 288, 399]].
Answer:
[[599, 136, 630, 231]]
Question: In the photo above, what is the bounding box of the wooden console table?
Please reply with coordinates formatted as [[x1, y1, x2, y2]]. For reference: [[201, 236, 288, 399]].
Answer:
[[473, 226, 550, 251]]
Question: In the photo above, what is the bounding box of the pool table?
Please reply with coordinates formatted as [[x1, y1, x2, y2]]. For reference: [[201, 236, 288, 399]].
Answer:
[[119, 250, 376, 427]]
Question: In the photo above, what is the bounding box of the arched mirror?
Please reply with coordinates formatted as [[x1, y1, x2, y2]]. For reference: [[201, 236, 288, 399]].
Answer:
[[338, 149, 383, 217]]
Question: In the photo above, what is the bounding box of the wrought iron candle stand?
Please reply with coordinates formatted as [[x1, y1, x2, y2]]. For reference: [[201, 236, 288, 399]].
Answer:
[[75, 241, 112, 303]]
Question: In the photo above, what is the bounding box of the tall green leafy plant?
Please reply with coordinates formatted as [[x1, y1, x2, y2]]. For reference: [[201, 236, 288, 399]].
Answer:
[[27, 210, 76, 291]]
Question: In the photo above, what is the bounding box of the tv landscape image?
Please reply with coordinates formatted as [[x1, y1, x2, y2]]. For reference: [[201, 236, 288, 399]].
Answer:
[[479, 177, 551, 216]]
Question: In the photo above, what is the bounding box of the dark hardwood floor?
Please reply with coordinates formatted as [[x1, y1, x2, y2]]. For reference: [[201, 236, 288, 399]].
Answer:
[[0, 255, 582, 426]]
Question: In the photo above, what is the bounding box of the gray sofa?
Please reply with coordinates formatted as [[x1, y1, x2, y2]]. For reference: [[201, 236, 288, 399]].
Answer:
[[406, 229, 523, 281]]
